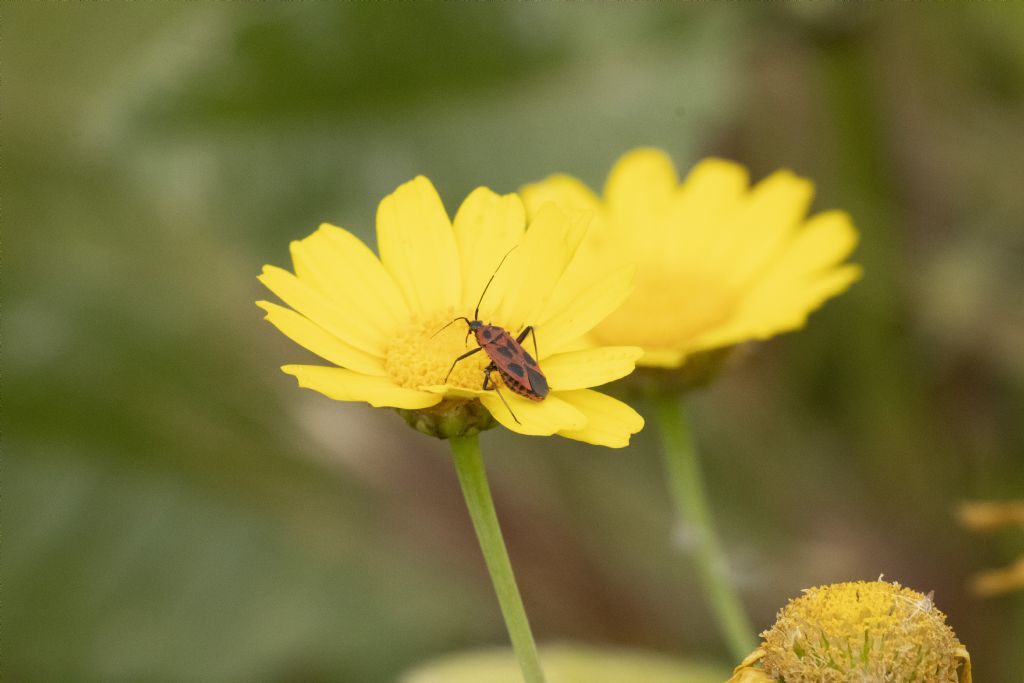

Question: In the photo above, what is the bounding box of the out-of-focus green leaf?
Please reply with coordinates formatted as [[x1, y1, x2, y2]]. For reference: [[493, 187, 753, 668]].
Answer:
[[4, 447, 489, 682]]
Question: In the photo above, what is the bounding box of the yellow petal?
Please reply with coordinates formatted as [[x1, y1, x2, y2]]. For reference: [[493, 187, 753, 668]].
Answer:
[[690, 264, 862, 352], [969, 556, 1024, 596], [519, 173, 601, 217], [794, 263, 863, 311], [490, 204, 589, 332], [733, 209, 860, 321], [724, 649, 770, 683], [282, 365, 441, 409], [525, 223, 622, 336], [764, 210, 859, 279], [258, 265, 386, 356], [957, 500, 1024, 531], [708, 170, 815, 289], [956, 645, 972, 683], [685, 212, 861, 353], [726, 666, 773, 683], [603, 148, 679, 243], [639, 348, 687, 368], [555, 389, 644, 448], [451, 187, 526, 314], [535, 264, 635, 355], [376, 176, 461, 319], [289, 224, 409, 335], [257, 301, 386, 376], [479, 391, 587, 436], [542, 346, 643, 390], [419, 385, 490, 399], [663, 158, 749, 271]]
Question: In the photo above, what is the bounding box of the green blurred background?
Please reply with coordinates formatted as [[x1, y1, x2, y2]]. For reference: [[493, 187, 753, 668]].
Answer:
[[5, 3, 1024, 681]]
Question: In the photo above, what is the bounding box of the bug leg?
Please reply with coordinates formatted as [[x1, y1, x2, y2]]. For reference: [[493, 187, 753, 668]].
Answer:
[[516, 325, 539, 360], [482, 363, 497, 390], [493, 386, 520, 424], [483, 364, 520, 424], [443, 346, 483, 383]]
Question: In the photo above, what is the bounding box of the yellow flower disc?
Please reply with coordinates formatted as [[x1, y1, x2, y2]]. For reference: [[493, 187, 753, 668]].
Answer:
[[383, 308, 493, 392], [759, 581, 967, 682]]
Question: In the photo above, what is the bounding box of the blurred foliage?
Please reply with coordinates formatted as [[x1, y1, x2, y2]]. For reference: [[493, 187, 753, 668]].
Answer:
[[4, 3, 1024, 682]]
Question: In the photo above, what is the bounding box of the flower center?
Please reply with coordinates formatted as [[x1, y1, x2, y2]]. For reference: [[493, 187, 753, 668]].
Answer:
[[384, 309, 494, 392], [761, 581, 964, 682]]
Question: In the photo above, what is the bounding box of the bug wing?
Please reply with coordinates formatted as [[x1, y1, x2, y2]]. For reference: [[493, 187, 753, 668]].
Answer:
[[525, 366, 548, 398]]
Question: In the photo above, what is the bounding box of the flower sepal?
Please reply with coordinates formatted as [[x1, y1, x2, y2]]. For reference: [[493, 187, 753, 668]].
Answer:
[[398, 399, 497, 440]]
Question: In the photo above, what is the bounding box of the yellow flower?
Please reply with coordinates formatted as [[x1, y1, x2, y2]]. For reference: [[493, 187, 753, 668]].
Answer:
[[728, 580, 972, 683], [521, 148, 862, 369], [257, 176, 644, 446], [958, 499, 1024, 596]]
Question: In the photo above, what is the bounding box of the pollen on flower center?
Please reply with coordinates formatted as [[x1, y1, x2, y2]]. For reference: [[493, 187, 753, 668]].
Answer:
[[384, 309, 494, 392], [761, 581, 965, 682]]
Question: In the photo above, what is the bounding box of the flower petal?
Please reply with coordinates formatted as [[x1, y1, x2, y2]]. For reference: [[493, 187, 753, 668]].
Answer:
[[519, 174, 601, 217], [419, 385, 489, 399], [290, 224, 409, 335], [258, 265, 386, 356], [534, 264, 635, 355], [490, 204, 589, 332], [376, 176, 461, 319], [688, 210, 861, 352], [555, 389, 644, 448], [282, 365, 441, 409], [451, 187, 526, 314], [726, 649, 772, 683], [542, 346, 643, 391], [662, 158, 749, 270], [766, 210, 859, 277], [257, 301, 386, 376], [639, 348, 687, 368], [603, 148, 679, 240], [479, 392, 586, 436], [690, 264, 862, 352], [705, 169, 815, 289], [955, 646, 972, 683]]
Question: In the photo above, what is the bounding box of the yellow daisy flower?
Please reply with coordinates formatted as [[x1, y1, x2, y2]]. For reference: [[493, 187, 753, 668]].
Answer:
[[728, 581, 972, 683], [257, 176, 644, 447], [521, 148, 862, 369]]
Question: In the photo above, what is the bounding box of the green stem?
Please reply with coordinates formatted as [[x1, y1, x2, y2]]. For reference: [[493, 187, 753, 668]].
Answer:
[[449, 434, 547, 683], [652, 393, 757, 662]]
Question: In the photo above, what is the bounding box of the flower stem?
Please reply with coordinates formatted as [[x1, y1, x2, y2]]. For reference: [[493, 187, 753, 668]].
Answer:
[[652, 393, 757, 662], [449, 434, 547, 683]]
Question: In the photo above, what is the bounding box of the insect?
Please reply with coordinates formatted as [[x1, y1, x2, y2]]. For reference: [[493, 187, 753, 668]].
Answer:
[[434, 249, 548, 423]]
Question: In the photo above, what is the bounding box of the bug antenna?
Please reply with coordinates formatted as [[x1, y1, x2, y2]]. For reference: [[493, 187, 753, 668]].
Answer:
[[431, 317, 471, 338], [474, 246, 518, 320]]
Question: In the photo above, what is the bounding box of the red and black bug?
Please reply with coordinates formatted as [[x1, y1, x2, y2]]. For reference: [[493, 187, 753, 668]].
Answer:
[[435, 249, 548, 423]]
